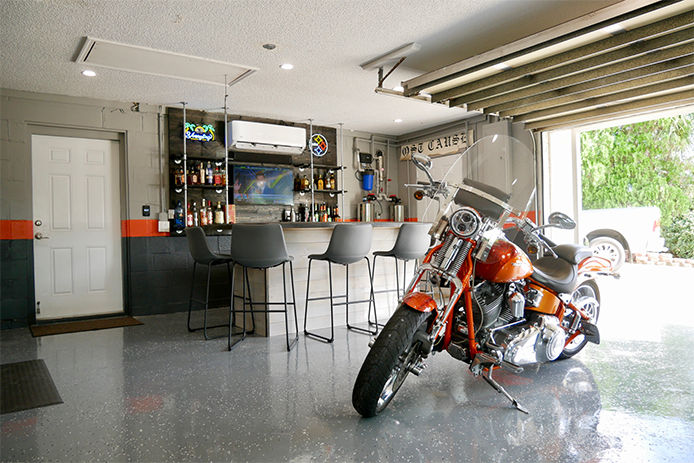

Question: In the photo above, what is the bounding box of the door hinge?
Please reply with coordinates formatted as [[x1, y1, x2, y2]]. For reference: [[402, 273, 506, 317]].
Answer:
[[36, 301, 41, 314]]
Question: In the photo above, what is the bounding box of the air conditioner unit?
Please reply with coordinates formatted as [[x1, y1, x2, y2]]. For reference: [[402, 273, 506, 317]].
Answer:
[[228, 120, 306, 155]]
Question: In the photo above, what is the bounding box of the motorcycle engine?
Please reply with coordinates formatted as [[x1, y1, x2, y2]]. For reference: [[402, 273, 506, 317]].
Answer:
[[499, 315, 567, 365]]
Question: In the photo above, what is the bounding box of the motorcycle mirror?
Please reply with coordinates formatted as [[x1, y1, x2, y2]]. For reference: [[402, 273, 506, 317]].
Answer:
[[548, 212, 576, 230], [411, 153, 432, 171]]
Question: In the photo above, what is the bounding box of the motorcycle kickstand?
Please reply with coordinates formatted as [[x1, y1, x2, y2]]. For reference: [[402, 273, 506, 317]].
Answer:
[[482, 368, 529, 415]]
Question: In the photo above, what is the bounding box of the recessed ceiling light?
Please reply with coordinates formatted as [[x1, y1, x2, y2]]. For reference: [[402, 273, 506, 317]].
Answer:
[[392, 85, 404, 92], [279, 63, 294, 70], [262, 43, 276, 50], [82, 69, 97, 77], [394, 118, 403, 123]]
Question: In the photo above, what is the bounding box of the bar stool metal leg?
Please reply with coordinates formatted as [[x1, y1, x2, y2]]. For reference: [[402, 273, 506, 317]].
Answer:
[[346, 257, 378, 335], [304, 258, 336, 343], [188, 261, 228, 339], [282, 262, 299, 351]]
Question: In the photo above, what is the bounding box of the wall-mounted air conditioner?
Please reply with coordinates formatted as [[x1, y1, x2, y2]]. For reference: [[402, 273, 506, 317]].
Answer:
[[228, 120, 306, 155]]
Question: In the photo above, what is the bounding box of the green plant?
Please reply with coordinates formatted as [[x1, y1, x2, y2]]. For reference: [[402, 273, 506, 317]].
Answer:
[[580, 114, 694, 227], [662, 211, 694, 259]]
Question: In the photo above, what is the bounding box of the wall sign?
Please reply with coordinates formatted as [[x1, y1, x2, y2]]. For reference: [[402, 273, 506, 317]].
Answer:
[[399, 129, 473, 160], [310, 133, 328, 157], [184, 122, 216, 142]]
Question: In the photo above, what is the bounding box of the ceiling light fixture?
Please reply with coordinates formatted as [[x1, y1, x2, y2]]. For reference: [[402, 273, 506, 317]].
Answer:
[[82, 69, 97, 77], [394, 118, 403, 123], [262, 43, 276, 50], [280, 63, 294, 70], [392, 85, 404, 92]]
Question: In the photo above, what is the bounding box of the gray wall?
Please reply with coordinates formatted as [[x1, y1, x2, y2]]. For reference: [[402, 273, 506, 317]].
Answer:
[[1, 88, 165, 222]]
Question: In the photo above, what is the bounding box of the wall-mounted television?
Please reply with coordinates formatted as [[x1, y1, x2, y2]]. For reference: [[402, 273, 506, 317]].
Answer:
[[233, 165, 294, 206]]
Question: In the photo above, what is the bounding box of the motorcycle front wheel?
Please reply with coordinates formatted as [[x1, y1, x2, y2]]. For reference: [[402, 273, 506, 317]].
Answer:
[[352, 305, 430, 417]]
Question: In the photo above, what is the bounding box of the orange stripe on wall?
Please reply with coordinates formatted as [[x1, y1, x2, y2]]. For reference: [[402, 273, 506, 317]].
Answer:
[[405, 217, 418, 222], [121, 220, 169, 238], [0, 220, 33, 240]]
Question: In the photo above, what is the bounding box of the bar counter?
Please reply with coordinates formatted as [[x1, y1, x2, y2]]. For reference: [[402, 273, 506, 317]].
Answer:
[[223, 222, 419, 337]]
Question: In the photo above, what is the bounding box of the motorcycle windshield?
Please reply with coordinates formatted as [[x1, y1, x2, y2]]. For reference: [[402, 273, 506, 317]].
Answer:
[[423, 134, 536, 225]]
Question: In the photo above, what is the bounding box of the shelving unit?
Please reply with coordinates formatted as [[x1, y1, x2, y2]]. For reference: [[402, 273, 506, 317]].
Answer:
[[169, 105, 345, 227]]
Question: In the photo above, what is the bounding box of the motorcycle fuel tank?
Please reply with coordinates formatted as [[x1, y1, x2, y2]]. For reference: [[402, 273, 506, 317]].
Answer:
[[475, 238, 533, 283]]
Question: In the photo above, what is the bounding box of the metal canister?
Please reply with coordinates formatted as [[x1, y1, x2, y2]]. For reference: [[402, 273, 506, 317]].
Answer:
[[390, 204, 405, 222], [358, 202, 374, 222]]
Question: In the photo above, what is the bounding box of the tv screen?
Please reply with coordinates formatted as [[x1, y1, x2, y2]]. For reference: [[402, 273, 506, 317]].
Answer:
[[233, 165, 294, 206]]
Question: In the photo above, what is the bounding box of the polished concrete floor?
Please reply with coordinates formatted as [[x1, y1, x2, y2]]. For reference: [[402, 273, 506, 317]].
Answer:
[[1, 263, 693, 462]]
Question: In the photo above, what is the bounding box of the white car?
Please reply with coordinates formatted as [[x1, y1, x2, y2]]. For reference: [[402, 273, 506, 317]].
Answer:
[[579, 206, 666, 271]]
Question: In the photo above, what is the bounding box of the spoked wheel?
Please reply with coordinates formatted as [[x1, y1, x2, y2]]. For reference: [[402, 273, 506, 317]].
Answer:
[[352, 306, 430, 417], [559, 280, 600, 359]]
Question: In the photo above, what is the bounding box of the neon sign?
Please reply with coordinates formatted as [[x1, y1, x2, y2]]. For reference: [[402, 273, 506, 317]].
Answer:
[[310, 133, 328, 157], [184, 123, 216, 142]]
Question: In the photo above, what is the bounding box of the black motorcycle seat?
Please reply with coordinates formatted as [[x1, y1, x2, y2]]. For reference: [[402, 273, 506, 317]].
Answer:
[[532, 257, 577, 293], [552, 244, 593, 265]]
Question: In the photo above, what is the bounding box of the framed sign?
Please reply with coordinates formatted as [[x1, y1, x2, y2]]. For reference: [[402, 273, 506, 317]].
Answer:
[[310, 133, 329, 157], [184, 122, 216, 142], [399, 128, 473, 160]]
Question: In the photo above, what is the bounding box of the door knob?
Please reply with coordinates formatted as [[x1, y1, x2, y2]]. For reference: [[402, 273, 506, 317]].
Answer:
[[34, 232, 50, 240]]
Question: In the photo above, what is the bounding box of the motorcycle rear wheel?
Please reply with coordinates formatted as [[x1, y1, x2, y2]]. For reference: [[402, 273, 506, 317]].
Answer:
[[352, 306, 430, 417], [558, 279, 600, 359]]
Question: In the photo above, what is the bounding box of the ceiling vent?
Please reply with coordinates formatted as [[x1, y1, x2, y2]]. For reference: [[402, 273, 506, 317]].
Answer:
[[74, 37, 257, 86]]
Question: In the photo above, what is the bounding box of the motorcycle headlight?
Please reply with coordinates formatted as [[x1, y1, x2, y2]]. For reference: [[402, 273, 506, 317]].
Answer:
[[449, 207, 481, 238]]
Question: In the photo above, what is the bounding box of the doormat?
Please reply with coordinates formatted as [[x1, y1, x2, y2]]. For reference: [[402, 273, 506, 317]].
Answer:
[[30, 316, 143, 337], [1, 359, 63, 414]]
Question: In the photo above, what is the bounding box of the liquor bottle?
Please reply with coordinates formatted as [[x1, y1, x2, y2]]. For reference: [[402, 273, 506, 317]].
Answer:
[[199, 162, 205, 185], [191, 167, 198, 185], [207, 202, 213, 225], [174, 200, 185, 230], [214, 166, 222, 185], [186, 202, 193, 227], [214, 202, 225, 224], [317, 172, 324, 190], [301, 174, 309, 191], [206, 162, 213, 185], [329, 170, 336, 190], [192, 201, 199, 226], [200, 199, 207, 226], [332, 205, 340, 222]]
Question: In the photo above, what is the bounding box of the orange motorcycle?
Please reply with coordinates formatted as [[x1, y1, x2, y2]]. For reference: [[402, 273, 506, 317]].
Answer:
[[352, 135, 613, 417]]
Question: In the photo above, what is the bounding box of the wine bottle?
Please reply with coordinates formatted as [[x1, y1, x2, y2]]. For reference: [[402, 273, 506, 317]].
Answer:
[[192, 201, 199, 226]]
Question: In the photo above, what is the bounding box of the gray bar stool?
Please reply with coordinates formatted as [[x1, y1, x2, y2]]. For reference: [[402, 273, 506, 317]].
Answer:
[[228, 224, 299, 352], [186, 227, 235, 340], [304, 223, 377, 343], [368, 223, 431, 327]]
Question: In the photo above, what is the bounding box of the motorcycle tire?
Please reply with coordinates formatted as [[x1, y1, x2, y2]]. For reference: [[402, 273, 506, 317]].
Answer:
[[558, 279, 601, 360], [352, 305, 430, 417]]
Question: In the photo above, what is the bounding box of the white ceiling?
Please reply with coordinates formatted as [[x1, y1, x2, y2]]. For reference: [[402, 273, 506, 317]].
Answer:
[[0, 0, 623, 136]]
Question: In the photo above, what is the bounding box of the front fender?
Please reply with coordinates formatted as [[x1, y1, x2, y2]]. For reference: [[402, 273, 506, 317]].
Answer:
[[402, 292, 438, 314]]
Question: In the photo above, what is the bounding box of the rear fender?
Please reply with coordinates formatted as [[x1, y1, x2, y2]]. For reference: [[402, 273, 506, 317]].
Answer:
[[402, 292, 438, 314], [578, 255, 613, 274]]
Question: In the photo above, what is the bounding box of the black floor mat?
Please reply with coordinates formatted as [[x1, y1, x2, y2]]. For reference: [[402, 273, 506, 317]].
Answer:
[[1, 359, 63, 414]]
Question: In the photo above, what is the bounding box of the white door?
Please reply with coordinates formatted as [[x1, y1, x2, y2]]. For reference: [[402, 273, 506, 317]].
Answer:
[[32, 135, 123, 320]]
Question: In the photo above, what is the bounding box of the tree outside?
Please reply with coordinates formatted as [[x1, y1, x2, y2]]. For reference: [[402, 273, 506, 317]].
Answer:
[[580, 113, 694, 258]]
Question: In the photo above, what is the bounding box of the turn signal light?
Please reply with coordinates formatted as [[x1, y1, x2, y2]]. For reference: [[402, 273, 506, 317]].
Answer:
[[527, 243, 539, 255], [414, 190, 424, 201]]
